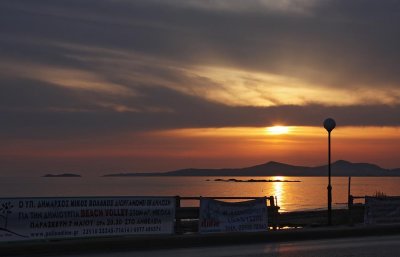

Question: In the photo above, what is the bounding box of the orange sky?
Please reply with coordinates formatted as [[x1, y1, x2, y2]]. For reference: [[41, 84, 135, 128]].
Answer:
[[1, 126, 399, 176], [1, 1, 400, 176]]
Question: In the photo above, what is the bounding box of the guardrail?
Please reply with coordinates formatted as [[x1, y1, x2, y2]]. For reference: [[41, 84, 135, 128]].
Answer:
[[174, 196, 279, 233], [348, 195, 400, 225]]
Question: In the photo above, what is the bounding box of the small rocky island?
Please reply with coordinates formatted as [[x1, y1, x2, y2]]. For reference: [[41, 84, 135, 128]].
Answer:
[[42, 173, 81, 178]]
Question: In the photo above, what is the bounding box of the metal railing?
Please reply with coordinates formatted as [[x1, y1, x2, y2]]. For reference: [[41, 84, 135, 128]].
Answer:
[[174, 196, 279, 233], [347, 195, 400, 225]]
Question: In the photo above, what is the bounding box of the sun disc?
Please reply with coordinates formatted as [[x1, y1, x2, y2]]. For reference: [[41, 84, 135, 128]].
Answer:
[[266, 126, 290, 135]]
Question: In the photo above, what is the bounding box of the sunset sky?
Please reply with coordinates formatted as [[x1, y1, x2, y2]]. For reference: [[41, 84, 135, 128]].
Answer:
[[1, 0, 400, 176]]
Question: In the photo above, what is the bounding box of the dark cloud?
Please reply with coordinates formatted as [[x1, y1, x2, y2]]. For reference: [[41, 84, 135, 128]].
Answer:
[[1, 80, 399, 140], [0, 0, 399, 141], [2, 0, 400, 87]]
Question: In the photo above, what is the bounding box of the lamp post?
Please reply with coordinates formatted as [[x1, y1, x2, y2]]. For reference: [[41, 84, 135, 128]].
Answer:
[[324, 118, 336, 226]]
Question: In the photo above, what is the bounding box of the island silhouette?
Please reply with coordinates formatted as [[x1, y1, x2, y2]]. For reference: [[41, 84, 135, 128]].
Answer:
[[43, 173, 81, 178], [103, 160, 400, 177]]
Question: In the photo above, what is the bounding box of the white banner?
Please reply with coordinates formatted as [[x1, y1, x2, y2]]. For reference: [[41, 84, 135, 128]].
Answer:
[[364, 196, 400, 225], [0, 196, 175, 242], [199, 198, 268, 233]]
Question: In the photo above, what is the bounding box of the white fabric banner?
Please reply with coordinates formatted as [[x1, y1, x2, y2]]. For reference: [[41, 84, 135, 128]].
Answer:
[[0, 196, 175, 242], [364, 196, 400, 225], [199, 198, 268, 233]]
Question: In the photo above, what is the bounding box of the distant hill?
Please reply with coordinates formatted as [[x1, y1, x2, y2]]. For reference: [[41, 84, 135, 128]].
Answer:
[[43, 173, 81, 177], [103, 160, 400, 177], [312, 160, 393, 176]]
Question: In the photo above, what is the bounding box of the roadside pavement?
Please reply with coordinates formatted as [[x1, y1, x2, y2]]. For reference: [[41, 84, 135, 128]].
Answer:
[[1, 224, 400, 256]]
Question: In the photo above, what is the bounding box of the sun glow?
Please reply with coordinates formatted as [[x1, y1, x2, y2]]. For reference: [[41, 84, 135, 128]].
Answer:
[[266, 126, 290, 135]]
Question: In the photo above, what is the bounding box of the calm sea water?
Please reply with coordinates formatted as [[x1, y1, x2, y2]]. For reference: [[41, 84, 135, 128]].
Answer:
[[0, 176, 399, 212]]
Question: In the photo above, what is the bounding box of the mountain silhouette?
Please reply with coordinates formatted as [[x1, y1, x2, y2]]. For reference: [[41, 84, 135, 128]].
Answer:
[[103, 160, 399, 177]]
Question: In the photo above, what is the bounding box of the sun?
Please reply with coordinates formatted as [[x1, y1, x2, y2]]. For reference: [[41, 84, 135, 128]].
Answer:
[[266, 126, 290, 135]]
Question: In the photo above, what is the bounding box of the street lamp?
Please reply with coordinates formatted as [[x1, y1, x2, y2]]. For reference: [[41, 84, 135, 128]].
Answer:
[[324, 118, 336, 226]]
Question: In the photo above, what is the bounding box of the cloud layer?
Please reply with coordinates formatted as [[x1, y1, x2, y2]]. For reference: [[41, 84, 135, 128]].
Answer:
[[1, 0, 400, 140]]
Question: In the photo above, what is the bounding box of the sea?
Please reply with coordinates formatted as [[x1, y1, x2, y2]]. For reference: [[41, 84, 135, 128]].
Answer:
[[1, 176, 399, 212]]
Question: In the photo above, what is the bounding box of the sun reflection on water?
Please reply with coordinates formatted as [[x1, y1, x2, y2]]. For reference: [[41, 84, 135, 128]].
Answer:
[[271, 176, 285, 211]]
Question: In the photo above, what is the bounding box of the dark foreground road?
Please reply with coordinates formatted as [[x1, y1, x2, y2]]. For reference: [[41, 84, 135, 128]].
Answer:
[[52, 234, 400, 257]]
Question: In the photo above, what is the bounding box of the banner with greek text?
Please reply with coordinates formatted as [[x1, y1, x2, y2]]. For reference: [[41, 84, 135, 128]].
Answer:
[[199, 198, 268, 233], [0, 196, 175, 242], [364, 196, 400, 225]]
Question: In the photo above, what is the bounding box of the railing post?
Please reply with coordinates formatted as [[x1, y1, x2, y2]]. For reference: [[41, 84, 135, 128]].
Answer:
[[348, 195, 354, 226], [175, 196, 181, 234], [269, 196, 277, 230], [275, 196, 280, 229]]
